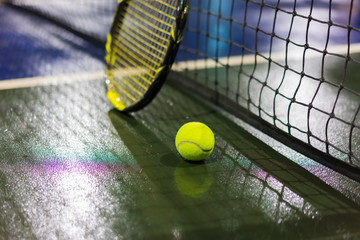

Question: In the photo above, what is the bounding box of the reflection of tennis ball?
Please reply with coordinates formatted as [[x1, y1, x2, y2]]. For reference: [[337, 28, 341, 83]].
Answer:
[[175, 122, 215, 161], [174, 161, 214, 198]]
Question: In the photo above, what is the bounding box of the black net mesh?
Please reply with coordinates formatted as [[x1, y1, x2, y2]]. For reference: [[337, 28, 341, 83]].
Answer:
[[173, 0, 360, 174], [4, 0, 360, 179]]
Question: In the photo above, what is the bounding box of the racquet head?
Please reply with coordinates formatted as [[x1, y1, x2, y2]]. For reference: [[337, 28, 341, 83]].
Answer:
[[105, 0, 188, 112]]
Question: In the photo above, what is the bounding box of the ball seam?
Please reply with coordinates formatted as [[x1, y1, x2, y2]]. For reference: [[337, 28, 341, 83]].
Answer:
[[177, 141, 213, 152]]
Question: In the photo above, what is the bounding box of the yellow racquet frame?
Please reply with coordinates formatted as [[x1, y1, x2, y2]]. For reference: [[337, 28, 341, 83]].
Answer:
[[105, 0, 188, 112]]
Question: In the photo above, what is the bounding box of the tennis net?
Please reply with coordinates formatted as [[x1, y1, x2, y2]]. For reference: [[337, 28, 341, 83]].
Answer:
[[5, 0, 360, 181], [173, 0, 360, 181]]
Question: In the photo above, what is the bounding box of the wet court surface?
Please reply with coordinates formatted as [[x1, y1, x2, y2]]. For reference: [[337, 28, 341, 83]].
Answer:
[[0, 78, 360, 239], [1, 2, 360, 239]]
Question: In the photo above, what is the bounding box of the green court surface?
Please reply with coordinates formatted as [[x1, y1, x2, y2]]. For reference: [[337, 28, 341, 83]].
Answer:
[[2, 1, 360, 239], [1, 74, 360, 239]]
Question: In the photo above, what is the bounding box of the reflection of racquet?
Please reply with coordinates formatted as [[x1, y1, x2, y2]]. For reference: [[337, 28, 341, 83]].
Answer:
[[105, 0, 188, 112]]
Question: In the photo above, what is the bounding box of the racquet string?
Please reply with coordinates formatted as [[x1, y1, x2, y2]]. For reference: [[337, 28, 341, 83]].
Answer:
[[108, 0, 178, 107]]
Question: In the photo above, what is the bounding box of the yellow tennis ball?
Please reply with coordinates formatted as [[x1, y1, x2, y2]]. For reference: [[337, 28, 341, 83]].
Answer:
[[175, 122, 215, 161]]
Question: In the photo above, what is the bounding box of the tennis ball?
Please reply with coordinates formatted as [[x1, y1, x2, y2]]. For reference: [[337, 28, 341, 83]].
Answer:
[[175, 122, 215, 161]]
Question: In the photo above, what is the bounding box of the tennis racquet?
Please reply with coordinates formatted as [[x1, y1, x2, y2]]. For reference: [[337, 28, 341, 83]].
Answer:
[[105, 0, 188, 112]]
